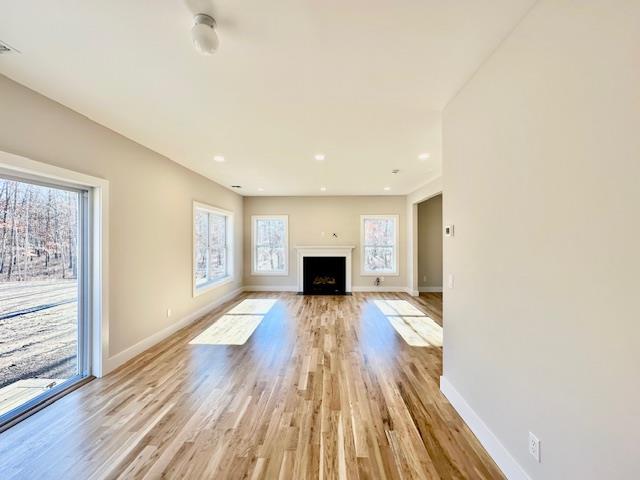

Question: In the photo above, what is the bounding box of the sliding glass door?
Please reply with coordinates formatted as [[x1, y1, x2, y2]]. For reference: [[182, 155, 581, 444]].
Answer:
[[0, 174, 89, 426]]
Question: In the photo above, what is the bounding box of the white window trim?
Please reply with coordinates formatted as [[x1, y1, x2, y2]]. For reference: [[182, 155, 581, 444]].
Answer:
[[193, 201, 234, 297], [0, 150, 109, 377], [360, 214, 400, 276], [251, 215, 289, 276]]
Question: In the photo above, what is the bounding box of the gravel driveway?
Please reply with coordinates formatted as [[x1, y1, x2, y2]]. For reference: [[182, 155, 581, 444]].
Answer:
[[0, 280, 78, 389]]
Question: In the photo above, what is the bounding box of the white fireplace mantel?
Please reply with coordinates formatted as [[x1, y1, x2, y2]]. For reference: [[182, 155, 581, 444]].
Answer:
[[295, 245, 355, 293]]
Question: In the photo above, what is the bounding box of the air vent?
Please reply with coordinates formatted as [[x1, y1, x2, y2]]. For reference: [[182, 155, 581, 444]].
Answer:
[[231, 185, 242, 189], [0, 40, 19, 55]]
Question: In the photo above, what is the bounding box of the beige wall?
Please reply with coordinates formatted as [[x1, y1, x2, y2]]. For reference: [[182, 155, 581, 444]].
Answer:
[[417, 194, 442, 288], [0, 74, 243, 359], [406, 176, 443, 294], [243, 196, 407, 289], [443, 1, 640, 478]]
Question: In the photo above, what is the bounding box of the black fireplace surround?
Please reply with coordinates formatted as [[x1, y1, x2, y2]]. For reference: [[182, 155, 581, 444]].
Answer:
[[303, 256, 346, 295]]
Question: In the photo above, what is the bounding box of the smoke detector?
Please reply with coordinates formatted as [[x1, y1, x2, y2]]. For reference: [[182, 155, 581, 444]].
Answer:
[[0, 40, 19, 55], [192, 14, 219, 55]]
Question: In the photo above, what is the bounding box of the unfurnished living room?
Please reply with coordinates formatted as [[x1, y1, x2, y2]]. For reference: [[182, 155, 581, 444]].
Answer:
[[0, 1, 637, 479]]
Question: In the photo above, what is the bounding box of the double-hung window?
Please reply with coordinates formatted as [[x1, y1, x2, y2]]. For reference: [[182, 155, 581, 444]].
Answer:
[[360, 215, 399, 275], [251, 215, 288, 275], [193, 202, 233, 294]]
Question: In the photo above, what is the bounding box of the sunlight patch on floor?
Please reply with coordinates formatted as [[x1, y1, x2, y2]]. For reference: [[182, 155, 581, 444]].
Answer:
[[373, 299, 443, 347], [226, 298, 277, 315], [373, 299, 424, 317], [0, 378, 63, 417], [189, 298, 278, 345]]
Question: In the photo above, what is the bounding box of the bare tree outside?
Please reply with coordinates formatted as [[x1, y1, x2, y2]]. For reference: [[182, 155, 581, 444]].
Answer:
[[0, 178, 80, 414], [195, 209, 228, 287], [254, 218, 286, 273], [363, 217, 396, 272]]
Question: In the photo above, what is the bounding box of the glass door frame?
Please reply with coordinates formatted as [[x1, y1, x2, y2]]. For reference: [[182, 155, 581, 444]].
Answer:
[[0, 172, 92, 431]]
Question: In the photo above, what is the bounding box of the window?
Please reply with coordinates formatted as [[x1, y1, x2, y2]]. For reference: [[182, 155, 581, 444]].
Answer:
[[361, 215, 398, 275], [251, 215, 288, 275], [193, 202, 233, 294]]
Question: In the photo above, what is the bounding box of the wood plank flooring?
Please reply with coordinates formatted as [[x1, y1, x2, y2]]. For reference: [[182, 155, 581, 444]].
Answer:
[[0, 292, 504, 479]]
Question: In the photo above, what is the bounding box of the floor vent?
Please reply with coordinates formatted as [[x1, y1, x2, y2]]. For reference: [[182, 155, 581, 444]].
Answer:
[[0, 40, 20, 55]]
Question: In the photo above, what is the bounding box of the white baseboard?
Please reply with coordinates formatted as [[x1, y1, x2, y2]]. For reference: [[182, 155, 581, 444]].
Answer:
[[419, 286, 443, 293], [243, 285, 412, 294], [104, 287, 244, 374], [440, 376, 531, 480], [352, 286, 411, 293], [243, 285, 298, 292]]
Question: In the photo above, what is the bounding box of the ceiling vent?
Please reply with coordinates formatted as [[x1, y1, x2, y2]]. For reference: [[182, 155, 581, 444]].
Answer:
[[0, 40, 19, 55]]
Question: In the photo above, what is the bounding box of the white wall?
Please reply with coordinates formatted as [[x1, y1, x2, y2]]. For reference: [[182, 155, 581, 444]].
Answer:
[[0, 75, 243, 367], [243, 196, 407, 290], [417, 194, 442, 289], [442, 1, 640, 478]]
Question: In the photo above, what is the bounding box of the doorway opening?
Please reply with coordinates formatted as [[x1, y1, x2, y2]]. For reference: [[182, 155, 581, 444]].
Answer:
[[416, 193, 443, 314]]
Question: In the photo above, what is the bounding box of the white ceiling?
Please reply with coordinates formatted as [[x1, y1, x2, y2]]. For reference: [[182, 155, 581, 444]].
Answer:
[[0, 0, 535, 196]]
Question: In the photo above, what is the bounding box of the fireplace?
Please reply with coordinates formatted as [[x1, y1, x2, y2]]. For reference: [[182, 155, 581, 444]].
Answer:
[[303, 256, 346, 295], [296, 246, 354, 294]]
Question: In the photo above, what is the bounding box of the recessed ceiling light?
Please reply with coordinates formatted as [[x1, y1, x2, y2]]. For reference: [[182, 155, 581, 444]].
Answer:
[[383, 187, 391, 191], [418, 153, 430, 161], [320, 186, 327, 192], [314, 153, 326, 161], [258, 187, 264, 192], [213, 155, 225, 162]]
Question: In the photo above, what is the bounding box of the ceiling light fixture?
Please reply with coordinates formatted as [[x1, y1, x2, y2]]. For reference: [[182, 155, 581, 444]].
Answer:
[[213, 155, 225, 162], [258, 187, 264, 192], [314, 153, 326, 161], [192, 14, 219, 55], [320, 186, 327, 192], [418, 153, 430, 161], [384, 187, 391, 191]]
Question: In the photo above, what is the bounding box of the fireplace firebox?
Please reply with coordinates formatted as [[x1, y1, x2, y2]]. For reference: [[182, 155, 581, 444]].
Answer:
[[303, 256, 346, 295]]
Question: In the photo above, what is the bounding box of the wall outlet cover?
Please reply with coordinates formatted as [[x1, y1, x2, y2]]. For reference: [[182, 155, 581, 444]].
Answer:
[[529, 432, 540, 462]]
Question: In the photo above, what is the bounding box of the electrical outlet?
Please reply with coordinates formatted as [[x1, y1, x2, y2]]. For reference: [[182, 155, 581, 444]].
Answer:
[[167, 308, 172, 318], [448, 274, 454, 289], [423, 275, 427, 282], [529, 432, 540, 462]]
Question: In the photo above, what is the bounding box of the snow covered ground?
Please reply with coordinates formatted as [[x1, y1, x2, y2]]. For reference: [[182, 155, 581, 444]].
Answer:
[[0, 280, 78, 390]]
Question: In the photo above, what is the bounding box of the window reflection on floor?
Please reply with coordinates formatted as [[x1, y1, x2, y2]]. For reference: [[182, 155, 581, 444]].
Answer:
[[373, 300, 443, 347], [190, 299, 277, 345]]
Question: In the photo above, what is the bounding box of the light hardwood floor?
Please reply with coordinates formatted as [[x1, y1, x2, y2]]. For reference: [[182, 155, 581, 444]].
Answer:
[[0, 292, 503, 479]]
